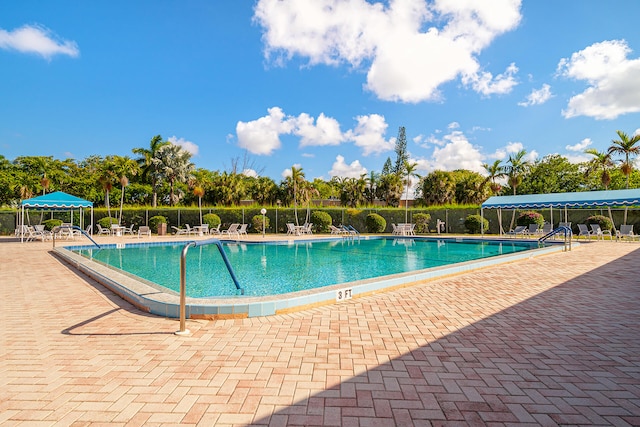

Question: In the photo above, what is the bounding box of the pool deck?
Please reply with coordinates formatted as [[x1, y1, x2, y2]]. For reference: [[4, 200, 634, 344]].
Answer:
[[1, 234, 639, 426]]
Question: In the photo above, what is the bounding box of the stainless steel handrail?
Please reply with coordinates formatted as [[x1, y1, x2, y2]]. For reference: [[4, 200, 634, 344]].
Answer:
[[52, 225, 101, 249], [177, 238, 245, 335], [538, 226, 572, 251]]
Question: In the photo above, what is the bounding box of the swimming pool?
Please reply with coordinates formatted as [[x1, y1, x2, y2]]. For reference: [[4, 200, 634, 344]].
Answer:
[[55, 236, 561, 318]]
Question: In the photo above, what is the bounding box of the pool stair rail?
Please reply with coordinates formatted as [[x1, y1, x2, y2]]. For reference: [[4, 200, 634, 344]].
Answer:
[[52, 225, 101, 249], [342, 225, 360, 240], [538, 225, 572, 251], [177, 238, 245, 335]]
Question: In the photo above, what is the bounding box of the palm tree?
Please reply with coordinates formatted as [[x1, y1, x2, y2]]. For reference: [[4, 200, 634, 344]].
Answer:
[[132, 135, 169, 208], [364, 171, 379, 205], [505, 150, 530, 229], [584, 149, 614, 190], [403, 161, 419, 223], [152, 144, 195, 206], [482, 159, 506, 194], [112, 156, 139, 225], [287, 166, 305, 226], [608, 130, 640, 189], [98, 158, 116, 220], [608, 130, 640, 223]]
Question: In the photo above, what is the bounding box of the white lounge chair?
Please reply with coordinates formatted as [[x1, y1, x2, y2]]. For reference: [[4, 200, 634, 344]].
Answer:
[[577, 224, 592, 240], [286, 223, 297, 235], [330, 225, 346, 235], [172, 224, 192, 235], [122, 225, 135, 236], [617, 225, 638, 241], [209, 224, 221, 235], [96, 224, 111, 235], [527, 223, 540, 235], [138, 226, 151, 238], [222, 223, 240, 237], [238, 224, 248, 236], [590, 224, 612, 240]]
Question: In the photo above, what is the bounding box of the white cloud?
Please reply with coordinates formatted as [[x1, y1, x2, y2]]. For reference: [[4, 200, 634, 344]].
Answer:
[[168, 136, 199, 156], [463, 62, 519, 96], [254, 0, 522, 103], [418, 130, 485, 173], [236, 107, 295, 155], [328, 155, 367, 178], [294, 113, 346, 147], [345, 113, 394, 155], [0, 24, 79, 59], [565, 138, 592, 152], [242, 168, 259, 178], [518, 83, 553, 106], [237, 108, 394, 157], [558, 40, 640, 119]]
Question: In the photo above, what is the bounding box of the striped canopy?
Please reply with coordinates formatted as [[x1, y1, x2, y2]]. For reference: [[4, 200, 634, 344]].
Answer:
[[481, 189, 640, 210]]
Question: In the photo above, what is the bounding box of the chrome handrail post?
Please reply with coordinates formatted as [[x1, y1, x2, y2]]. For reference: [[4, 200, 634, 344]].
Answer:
[[176, 241, 196, 336]]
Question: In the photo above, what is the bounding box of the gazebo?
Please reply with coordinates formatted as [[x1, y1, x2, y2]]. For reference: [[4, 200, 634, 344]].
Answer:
[[481, 188, 640, 235], [19, 191, 93, 242]]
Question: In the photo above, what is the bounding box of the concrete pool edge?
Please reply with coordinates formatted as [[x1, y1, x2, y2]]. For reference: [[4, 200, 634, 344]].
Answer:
[[52, 237, 569, 319]]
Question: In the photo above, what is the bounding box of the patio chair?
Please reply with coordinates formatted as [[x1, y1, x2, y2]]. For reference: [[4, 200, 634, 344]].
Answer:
[[222, 223, 240, 237], [506, 225, 527, 238], [577, 224, 592, 240], [171, 224, 192, 235], [122, 225, 135, 236], [590, 224, 612, 240], [96, 224, 111, 235], [526, 223, 540, 235], [286, 223, 297, 235], [209, 224, 221, 235], [300, 223, 313, 235], [617, 225, 639, 241], [138, 226, 151, 238], [238, 223, 248, 236], [330, 225, 347, 235]]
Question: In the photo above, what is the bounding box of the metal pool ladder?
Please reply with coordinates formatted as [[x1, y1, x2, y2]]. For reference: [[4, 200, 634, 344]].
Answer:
[[177, 238, 244, 335], [538, 225, 572, 251]]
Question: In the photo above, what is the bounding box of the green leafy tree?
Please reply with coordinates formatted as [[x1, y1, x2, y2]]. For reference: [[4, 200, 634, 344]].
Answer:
[[416, 170, 456, 206], [152, 144, 195, 206], [112, 156, 139, 224], [381, 157, 393, 176], [518, 155, 584, 195], [377, 173, 402, 207]]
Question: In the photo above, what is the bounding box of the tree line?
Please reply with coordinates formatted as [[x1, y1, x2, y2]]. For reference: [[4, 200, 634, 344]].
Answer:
[[1, 129, 639, 213]]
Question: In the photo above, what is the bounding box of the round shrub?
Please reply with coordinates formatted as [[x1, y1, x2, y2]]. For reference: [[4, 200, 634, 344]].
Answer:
[[413, 213, 431, 234], [464, 214, 489, 234], [516, 211, 545, 227], [98, 216, 118, 228], [149, 215, 167, 230], [202, 213, 221, 229], [311, 211, 332, 233], [251, 214, 270, 234], [585, 215, 613, 231], [365, 213, 386, 233], [43, 219, 63, 231]]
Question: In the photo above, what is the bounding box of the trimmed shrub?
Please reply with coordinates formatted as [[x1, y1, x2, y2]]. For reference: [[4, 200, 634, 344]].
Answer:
[[413, 213, 431, 234], [202, 213, 221, 229], [251, 214, 270, 234], [149, 215, 167, 230], [516, 211, 545, 227], [464, 214, 489, 234], [43, 219, 63, 231], [585, 214, 613, 231], [98, 216, 118, 228], [365, 213, 386, 233], [311, 211, 332, 233]]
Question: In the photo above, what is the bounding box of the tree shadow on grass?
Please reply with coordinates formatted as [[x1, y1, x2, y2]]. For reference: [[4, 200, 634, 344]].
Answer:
[[250, 247, 640, 426]]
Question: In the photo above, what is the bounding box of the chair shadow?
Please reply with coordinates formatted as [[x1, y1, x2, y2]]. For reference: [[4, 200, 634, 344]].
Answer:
[[248, 247, 640, 426]]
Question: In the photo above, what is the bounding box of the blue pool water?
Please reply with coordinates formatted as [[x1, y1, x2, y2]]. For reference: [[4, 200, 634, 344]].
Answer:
[[72, 237, 539, 298]]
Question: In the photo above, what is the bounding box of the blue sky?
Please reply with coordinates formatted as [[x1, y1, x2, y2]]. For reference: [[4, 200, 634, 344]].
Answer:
[[2, 0, 640, 183]]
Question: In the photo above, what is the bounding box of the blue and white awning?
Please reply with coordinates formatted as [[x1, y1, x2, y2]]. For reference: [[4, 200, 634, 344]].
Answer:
[[481, 189, 640, 210]]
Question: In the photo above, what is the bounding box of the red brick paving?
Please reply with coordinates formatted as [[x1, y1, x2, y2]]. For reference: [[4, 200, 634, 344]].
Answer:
[[1, 236, 639, 426]]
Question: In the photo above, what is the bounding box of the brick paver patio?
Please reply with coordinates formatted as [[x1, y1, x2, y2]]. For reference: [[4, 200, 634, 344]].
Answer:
[[1, 236, 639, 426]]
